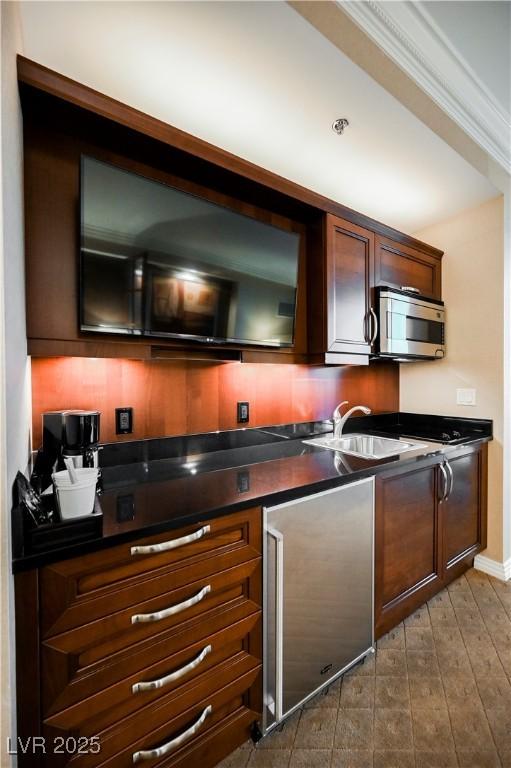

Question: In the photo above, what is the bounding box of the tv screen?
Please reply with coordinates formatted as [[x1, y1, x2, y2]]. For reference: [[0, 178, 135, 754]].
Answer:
[[80, 156, 301, 347]]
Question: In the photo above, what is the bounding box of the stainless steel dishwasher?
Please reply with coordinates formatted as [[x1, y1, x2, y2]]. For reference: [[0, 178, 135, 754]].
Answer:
[[262, 477, 374, 735]]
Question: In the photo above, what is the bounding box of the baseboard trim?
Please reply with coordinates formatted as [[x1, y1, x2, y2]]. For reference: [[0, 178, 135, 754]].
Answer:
[[473, 554, 511, 581]]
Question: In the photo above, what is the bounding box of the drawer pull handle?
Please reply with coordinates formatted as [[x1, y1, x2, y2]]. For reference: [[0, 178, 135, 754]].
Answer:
[[132, 644, 212, 693], [132, 704, 212, 763], [131, 525, 211, 556], [131, 585, 211, 624]]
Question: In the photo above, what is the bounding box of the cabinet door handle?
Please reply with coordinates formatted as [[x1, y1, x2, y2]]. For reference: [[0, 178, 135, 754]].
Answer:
[[369, 307, 378, 345], [131, 524, 210, 556], [131, 585, 211, 624], [401, 285, 421, 294], [132, 704, 212, 763], [445, 460, 454, 501], [132, 644, 212, 693], [439, 463, 448, 503]]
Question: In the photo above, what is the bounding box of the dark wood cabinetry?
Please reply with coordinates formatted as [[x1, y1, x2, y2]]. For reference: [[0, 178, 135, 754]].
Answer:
[[375, 443, 487, 637], [15, 508, 263, 767], [324, 215, 375, 358], [374, 235, 442, 299]]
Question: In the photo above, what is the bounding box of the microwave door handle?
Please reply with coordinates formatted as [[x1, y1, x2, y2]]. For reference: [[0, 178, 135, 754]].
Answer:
[[267, 525, 284, 722], [369, 307, 378, 345]]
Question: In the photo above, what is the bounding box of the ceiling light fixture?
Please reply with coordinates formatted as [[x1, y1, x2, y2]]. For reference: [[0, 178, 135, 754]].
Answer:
[[332, 118, 349, 135]]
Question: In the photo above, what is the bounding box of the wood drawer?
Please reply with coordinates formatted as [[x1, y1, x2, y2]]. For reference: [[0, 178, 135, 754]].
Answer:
[[44, 610, 261, 731], [42, 557, 260, 715], [40, 507, 262, 638], [44, 658, 260, 767]]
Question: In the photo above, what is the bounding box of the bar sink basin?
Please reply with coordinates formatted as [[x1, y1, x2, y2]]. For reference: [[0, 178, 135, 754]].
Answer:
[[303, 433, 428, 460]]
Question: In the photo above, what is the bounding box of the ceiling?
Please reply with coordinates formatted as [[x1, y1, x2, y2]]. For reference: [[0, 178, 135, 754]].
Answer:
[[18, 1, 499, 234]]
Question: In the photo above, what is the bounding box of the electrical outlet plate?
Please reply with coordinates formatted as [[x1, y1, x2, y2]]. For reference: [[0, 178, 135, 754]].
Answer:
[[456, 388, 476, 406], [237, 401, 249, 424], [116, 407, 133, 434]]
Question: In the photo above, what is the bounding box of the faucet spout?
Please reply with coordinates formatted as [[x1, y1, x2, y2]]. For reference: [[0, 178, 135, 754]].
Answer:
[[332, 402, 371, 439]]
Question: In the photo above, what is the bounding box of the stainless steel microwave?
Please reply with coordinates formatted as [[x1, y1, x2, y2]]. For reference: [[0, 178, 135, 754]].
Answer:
[[377, 287, 445, 361]]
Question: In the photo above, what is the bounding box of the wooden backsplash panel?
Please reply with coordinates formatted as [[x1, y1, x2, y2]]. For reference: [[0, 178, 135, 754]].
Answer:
[[31, 358, 399, 446]]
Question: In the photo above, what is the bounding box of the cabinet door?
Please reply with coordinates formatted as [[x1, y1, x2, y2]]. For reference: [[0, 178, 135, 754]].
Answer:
[[325, 215, 374, 355], [441, 445, 487, 579], [375, 460, 442, 637], [375, 235, 441, 300]]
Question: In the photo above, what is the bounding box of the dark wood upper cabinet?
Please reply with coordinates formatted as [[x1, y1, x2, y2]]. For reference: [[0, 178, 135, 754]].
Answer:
[[324, 215, 375, 358], [374, 235, 442, 300]]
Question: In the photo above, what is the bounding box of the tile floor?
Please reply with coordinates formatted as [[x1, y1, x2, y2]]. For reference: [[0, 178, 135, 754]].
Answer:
[[218, 568, 511, 768]]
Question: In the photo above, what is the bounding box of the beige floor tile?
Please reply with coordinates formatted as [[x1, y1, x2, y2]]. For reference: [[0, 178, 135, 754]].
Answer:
[[449, 706, 495, 751], [428, 591, 453, 608], [411, 708, 454, 751], [258, 713, 300, 749], [466, 569, 490, 586], [449, 591, 478, 610], [409, 676, 447, 709], [415, 751, 458, 768], [441, 673, 481, 708], [377, 625, 405, 650], [331, 750, 373, 768], [374, 677, 410, 709], [248, 750, 292, 767], [459, 624, 493, 649], [340, 676, 375, 709], [334, 708, 374, 749], [376, 650, 408, 677], [472, 589, 502, 611], [404, 606, 431, 627], [486, 625, 511, 652], [453, 608, 485, 628], [217, 747, 252, 768], [456, 751, 501, 768], [476, 675, 511, 708], [501, 752, 511, 767], [485, 707, 511, 753], [436, 647, 473, 676], [447, 574, 471, 592], [480, 608, 511, 632], [467, 645, 506, 678], [305, 680, 342, 709], [406, 650, 440, 677], [373, 709, 413, 750], [288, 749, 331, 768], [346, 652, 376, 677], [428, 603, 458, 628], [405, 626, 435, 650], [497, 648, 511, 677], [432, 625, 465, 650], [373, 751, 415, 768], [295, 708, 337, 749]]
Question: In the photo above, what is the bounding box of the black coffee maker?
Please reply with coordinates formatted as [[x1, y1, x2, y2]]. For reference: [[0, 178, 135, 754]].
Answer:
[[41, 410, 101, 473]]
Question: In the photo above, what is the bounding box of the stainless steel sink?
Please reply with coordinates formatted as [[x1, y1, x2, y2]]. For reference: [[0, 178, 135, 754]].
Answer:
[[302, 433, 428, 460]]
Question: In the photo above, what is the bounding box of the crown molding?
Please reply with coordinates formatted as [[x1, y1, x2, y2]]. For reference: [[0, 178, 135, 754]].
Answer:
[[339, 1, 510, 174]]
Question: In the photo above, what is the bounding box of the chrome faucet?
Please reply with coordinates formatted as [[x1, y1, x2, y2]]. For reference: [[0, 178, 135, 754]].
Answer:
[[333, 401, 372, 439]]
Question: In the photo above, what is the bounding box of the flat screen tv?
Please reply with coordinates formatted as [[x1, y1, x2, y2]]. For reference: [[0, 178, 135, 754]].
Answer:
[[80, 156, 301, 347]]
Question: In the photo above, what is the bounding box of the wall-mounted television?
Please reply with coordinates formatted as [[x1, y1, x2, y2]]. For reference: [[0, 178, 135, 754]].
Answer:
[[80, 156, 301, 347]]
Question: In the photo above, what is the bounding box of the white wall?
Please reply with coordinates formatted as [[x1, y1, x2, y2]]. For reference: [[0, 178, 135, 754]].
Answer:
[[400, 196, 505, 562], [0, 1, 30, 763]]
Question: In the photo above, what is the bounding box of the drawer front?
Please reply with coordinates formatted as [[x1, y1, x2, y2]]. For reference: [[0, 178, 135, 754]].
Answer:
[[42, 558, 261, 715], [43, 660, 260, 767], [40, 507, 262, 638], [45, 610, 261, 731]]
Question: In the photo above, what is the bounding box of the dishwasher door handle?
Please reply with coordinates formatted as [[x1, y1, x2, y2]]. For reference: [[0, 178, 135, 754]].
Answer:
[[267, 525, 284, 722]]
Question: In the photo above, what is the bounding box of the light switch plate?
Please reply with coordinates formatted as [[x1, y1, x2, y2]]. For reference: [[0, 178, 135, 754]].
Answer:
[[456, 388, 476, 406]]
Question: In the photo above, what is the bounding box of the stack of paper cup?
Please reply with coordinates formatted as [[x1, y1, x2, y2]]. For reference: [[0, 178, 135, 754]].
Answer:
[[53, 468, 99, 520]]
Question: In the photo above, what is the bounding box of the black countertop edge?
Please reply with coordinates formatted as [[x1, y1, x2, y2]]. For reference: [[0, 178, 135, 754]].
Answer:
[[12, 435, 491, 574]]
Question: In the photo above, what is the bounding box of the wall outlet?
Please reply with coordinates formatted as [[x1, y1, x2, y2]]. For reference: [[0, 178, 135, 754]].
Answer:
[[116, 406, 133, 434], [456, 388, 476, 406], [237, 401, 249, 423]]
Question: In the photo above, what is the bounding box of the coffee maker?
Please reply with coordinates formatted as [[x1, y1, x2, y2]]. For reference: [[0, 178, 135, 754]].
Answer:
[[42, 410, 101, 470]]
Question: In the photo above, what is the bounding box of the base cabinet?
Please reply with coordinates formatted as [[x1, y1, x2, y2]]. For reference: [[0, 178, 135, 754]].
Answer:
[[375, 443, 488, 638], [15, 508, 263, 767]]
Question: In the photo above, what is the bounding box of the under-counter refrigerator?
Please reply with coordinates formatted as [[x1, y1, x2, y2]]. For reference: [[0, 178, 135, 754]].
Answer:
[[262, 477, 374, 735]]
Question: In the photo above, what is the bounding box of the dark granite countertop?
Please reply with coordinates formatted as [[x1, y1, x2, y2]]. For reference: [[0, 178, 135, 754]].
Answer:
[[12, 413, 492, 572]]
